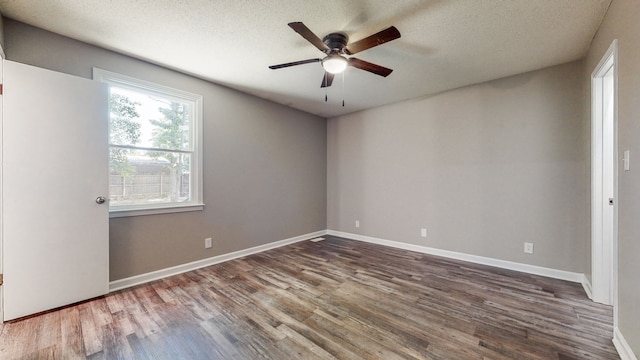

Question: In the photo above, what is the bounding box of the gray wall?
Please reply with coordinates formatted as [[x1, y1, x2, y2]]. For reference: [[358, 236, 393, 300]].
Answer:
[[585, 0, 640, 354], [328, 61, 588, 273], [2, 19, 327, 281]]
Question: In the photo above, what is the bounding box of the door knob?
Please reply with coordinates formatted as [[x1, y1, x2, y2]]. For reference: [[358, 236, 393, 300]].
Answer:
[[95, 196, 107, 204]]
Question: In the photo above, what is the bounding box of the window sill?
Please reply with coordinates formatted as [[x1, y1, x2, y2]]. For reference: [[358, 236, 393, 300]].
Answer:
[[109, 204, 205, 218]]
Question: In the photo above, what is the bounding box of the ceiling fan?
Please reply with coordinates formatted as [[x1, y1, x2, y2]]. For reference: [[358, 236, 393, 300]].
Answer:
[[269, 22, 401, 88]]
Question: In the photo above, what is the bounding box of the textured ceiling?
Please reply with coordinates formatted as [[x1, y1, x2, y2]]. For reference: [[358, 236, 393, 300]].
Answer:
[[0, 0, 611, 118]]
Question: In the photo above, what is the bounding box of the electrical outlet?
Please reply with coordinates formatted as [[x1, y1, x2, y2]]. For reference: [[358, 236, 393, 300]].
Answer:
[[524, 242, 534, 254], [205, 237, 212, 249], [355, 220, 360, 228], [421, 228, 427, 237]]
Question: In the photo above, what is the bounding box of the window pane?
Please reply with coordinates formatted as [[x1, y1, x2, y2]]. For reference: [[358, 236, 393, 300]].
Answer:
[[95, 67, 203, 215], [109, 148, 191, 206], [109, 86, 191, 151]]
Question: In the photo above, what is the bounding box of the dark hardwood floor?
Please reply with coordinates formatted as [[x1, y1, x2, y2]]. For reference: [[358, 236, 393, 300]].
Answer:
[[0, 236, 619, 359]]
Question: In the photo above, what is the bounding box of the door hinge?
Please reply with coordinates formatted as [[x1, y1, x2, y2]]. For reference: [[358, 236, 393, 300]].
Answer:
[[0, 84, 3, 95], [0, 274, 3, 286]]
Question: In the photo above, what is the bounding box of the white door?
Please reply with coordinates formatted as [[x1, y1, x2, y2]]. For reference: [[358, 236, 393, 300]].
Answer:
[[2, 60, 109, 320]]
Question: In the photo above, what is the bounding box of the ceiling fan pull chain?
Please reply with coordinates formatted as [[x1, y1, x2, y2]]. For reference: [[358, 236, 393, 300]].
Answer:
[[325, 72, 328, 102], [342, 71, 345, 107]]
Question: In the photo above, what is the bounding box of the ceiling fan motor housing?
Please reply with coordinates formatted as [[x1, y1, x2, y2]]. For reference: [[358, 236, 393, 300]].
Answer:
[[323, 32, 349, 54]]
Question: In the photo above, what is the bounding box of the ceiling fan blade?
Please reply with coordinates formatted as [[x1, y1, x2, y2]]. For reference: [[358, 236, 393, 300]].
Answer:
[[348, 57, 393, 77], [288, 22, 330, 53], [269, 58, 321, 70], [345, 26, 401, 55], [321, 72, 335, 88]]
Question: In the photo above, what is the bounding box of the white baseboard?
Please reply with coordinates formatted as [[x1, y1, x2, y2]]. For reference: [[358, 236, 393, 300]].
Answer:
[[614, 327, 638, 360], [326, 230, 585, 284], [109, 230, 327, 292], [110, 229, 586, 292]]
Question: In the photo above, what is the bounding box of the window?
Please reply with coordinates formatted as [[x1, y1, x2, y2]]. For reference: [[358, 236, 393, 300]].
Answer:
[[93, 68, 203, 217]]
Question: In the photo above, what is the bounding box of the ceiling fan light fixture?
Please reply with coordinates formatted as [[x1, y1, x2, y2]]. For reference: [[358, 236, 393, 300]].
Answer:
[[322, 54, 348, 74]]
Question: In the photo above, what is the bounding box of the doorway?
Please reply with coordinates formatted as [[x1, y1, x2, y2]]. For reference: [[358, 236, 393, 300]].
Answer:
[[591, 39, 618, 308]]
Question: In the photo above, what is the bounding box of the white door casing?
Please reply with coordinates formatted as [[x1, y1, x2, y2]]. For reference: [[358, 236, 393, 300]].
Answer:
[[2, 60, 109, 320], [591, 40, 618, 309], [0, 46, 4, 323]]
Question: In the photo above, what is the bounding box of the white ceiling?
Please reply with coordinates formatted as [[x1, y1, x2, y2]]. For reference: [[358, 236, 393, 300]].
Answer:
[[0, 0, 611, 118]]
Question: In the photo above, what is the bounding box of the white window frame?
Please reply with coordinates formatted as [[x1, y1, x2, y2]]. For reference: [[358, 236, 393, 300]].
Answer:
[[93, 68, 204, 217]]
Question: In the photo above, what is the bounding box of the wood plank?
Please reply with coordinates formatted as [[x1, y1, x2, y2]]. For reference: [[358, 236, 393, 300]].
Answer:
[[0, 235, 620, 359]]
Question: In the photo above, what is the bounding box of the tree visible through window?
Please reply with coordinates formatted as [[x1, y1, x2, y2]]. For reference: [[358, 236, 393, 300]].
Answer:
[[93, 68, 203, 216]]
